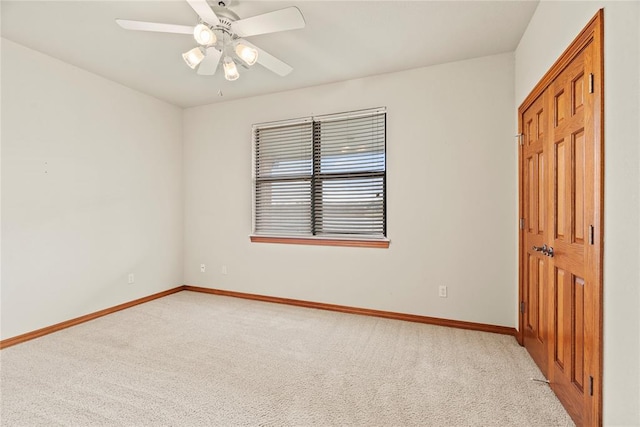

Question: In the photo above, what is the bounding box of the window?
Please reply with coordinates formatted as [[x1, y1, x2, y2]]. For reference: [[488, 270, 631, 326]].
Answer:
[[252, 107, 387, 248]]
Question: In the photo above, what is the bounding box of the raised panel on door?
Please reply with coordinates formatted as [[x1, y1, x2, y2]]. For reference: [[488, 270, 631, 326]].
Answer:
[[553, 270, 586, 390]]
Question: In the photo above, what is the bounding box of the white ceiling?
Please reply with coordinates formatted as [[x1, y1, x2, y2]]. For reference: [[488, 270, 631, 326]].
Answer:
[[1, 1, 538, 108]]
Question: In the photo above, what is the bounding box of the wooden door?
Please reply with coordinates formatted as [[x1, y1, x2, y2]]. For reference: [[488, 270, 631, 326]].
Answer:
[[549, 44, 591, 427], [518, 10, 603, 427], [521, 92, 550, 375]]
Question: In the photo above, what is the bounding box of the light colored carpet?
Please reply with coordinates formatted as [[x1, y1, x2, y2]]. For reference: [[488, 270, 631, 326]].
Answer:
[[0, 291, 573, 426]]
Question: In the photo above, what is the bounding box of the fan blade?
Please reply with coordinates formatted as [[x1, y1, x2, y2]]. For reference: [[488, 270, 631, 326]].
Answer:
[[186, 0, 220, 26], [197, 47, 222, 75], [239, 40, 293, 76], [231, 7, 305, 38], [116, 19, 194, 34]]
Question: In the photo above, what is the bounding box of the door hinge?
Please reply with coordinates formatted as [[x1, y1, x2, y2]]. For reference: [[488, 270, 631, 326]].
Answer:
[[520, 218, 525, 230], [515, 134, 524, 146], [520, 301, 525, 314], [589, 73, 594, 94], [589, 375, 594, 396], [589, 225, 595, 245]]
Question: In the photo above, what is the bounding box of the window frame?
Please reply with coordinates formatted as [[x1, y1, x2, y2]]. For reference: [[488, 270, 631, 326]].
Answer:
[[251, 108, 389, 248]]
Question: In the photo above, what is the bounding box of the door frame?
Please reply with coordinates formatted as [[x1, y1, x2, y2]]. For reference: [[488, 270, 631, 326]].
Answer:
[[517, 9, 604, 425]]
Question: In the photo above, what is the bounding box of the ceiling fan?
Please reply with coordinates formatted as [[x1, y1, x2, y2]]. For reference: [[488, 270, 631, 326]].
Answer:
[[116, 0, 305, 81]]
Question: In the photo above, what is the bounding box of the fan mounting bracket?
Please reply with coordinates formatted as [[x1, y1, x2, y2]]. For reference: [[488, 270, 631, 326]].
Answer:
[[208, 0, 235, 9]]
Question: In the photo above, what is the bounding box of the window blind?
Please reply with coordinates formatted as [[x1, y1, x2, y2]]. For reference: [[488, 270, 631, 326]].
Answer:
[[254, 120, 313, 235], [253, 108, 386, 238]]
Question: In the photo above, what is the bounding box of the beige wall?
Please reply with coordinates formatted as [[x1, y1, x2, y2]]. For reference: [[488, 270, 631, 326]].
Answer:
[[183, 53, 517, 327], [515, 2, 640, 424], [0, 39, 184, 339]]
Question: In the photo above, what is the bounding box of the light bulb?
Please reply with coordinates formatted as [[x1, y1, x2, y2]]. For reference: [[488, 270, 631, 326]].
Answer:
[[235, 43, 258, 66], [182, 47, 205, 69], [223, 57, 239, 81], [194, 24, 216, 45]]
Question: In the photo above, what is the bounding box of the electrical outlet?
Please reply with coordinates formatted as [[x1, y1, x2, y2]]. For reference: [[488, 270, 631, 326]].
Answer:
[[200, 264, 206, 273], [438, 285, 447, 298], [221, 265, 228, 275], [128, 273, 135, 284]]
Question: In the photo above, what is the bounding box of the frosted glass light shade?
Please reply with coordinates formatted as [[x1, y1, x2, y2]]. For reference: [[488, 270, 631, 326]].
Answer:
[[194, 24, 216, 45], [235, 43, 258, 66], [223, 57, 240, 81], [182, 47, 205, 69]]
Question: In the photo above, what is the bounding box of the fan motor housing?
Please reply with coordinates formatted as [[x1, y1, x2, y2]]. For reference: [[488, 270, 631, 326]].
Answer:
[[210, 4, 240, 30]]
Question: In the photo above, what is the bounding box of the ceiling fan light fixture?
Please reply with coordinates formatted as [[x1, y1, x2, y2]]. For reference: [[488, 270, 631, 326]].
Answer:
[[117, 2, 306, 79], [235, 43, 258, 66], [223, 57, 240, 81], [182, 47, 205, 69], [193, 23, 216, 45]]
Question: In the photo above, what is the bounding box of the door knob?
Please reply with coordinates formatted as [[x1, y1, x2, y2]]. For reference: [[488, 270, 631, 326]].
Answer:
[[532, 244, 554, 257], [532, 244, 547, 253]]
